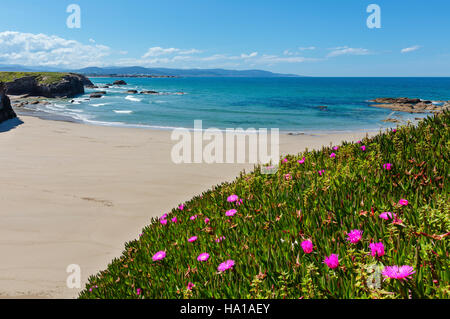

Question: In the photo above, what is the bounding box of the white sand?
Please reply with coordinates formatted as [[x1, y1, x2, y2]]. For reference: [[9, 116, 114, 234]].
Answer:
[[0, 115, 376, 298]]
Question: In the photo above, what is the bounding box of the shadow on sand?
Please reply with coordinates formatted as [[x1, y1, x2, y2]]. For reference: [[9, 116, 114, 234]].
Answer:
[[0, 117, 24, 133]]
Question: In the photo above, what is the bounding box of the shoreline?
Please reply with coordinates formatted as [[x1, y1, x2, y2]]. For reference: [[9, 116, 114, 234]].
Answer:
[[0, 115, 379, 298]]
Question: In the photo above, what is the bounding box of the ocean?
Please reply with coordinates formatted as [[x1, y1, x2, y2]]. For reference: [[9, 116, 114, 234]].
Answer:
[[27, 77, 450, 133]]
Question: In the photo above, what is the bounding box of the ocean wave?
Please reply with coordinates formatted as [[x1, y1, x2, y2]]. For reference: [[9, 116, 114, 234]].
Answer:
[[125, 95, 142, 102], [114, 110, 133, 114], [90, 103, 110, 107]]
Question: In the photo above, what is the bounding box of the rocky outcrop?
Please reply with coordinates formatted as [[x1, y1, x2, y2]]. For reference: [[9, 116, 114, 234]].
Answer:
[[113, 80, 127, 85], [140, 90, 159, 94], [370, 97, 449, 113], [4, 73, 93, 98], [0, 83, 17, 124]]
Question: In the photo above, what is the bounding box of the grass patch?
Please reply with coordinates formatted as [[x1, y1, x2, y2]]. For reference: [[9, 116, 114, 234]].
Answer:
[[0, 72, 70, 85], [79, 112, 449, 299]]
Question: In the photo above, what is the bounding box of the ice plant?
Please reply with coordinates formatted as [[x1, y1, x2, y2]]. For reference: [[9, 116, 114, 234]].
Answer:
[[298, 157, 305, 164], [330, 153, 336, 158], [226, 209, 237, 217], [178, 204, 185, 210], [324, 254, 339, 269], [361, 145, 366, 151], [218, 259, 235, 272], [197, 252, 210, 262], [383, 163, 393, 170], [171, 217, 178, 223], [398, 199, 408, 206], [188, 236, 198, 243], [160, 218, 168, 225], [136, 288, 142, 295], [333, 146, 339, 151], [318, 169, 325, 176], [204, 217, 210, 224], [369, 242, 385, 257], [379, 212, 396, 220], [190, 215, 198, 220], [284, 173, 292, 181], [152, 251, 166, 262], [187, 282, 195, 291], [215, 236, 226, 243], [347, 229, 363, 244], [382, 265, 415, 280], [227, 194, 239, 203], [301, 240, 313, 254], [282, 158, 288, 164]]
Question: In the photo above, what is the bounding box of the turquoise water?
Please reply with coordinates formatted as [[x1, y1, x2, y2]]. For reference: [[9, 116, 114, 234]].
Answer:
[[33, 77, 450, 132]]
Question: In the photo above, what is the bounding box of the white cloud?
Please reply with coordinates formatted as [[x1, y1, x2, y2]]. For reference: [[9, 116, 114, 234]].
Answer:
[[401, 45, 421, 53], [0, 31, 111, 68], [142, 46, 202, 58], [327, 46, 370, 57], [298, 46, 316, 51]]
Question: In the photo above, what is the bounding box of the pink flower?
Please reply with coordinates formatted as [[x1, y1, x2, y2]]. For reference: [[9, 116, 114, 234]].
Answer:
[[227, 194, 239, 202], [318, 169, 325, 176], [369, 242, 385, 257], [190, 215, 198, 220], [136, 288, 142, 295], [204, 217, 210, 224], [188, 236, 198, 243], [226, 209, 237, 217], [333, 146, 339, 151], [383, 163, 393, 170], [361, 145, 366, 151], [398, 199, 408, 206], [298, 157, 305, 164], [218, 259, 235, 272], [324, 254, 339, 269], [160, 218, 168, 225], [171, 216, 178, 223], [178, 204, 185, 210], [392, 129, 397, 133], [197, 252, 210, 262], [282, 158, 288, 164], [152, 250, 166, 261], [187, 282, 195, 290], [379, 212, 396, 220], [356, 140, 361, 144], [347, 229, 363, 244], [382, 265, 415, 280], [284, 173, 292, 181], [237, 199, 243, 206], [215, 236, 226, 243], [301, 240, 313, 254], [330, 153, 336, 158], [161, 213, 168, 219]]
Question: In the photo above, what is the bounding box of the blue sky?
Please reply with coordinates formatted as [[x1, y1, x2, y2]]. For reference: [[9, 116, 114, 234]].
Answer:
[[0, 0, 448, 76]]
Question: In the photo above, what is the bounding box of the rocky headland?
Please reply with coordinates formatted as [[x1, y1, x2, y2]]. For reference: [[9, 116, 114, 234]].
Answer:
[[369, 97, 449, 114], [0, 82, 17, 124], [0, 72, 93, 98]]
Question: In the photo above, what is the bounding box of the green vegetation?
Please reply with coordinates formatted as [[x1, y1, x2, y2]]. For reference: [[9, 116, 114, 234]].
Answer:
[[0, 72, 69, 85], [80, 112, 449, 299]]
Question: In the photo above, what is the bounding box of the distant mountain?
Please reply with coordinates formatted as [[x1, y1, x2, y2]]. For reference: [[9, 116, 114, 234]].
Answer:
[[0, 64, 302, 78], [74, 66, 302, 78]]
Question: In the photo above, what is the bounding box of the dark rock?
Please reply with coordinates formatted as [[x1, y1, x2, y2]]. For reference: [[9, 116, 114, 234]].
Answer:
[[4, 73, 93, 98], [0, 82, 17, 124], [113, 80, 127, 85], [126, 90, 138, 94], [90, 93, 104, 98], [140, 90, 159, 94]]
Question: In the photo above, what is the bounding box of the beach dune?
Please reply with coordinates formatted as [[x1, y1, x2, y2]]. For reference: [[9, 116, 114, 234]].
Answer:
[[0, 116, 375, 298]]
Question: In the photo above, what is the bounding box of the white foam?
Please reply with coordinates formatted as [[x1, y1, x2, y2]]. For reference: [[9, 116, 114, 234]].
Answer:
[[125, 95, 142, 102], [114, 110, 133, 114]]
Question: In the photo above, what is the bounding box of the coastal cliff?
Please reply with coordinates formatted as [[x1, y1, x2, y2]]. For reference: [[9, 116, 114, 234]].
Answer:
[[0, 72, 93, 98], [0, 82, 16, 124]]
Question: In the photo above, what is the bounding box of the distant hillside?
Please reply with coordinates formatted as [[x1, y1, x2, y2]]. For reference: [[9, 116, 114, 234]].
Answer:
[[0, 64, 302, 78], [74, 66, 302, 78]]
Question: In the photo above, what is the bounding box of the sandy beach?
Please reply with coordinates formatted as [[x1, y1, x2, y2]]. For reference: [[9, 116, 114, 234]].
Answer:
[[0, 115, 376, 298]]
